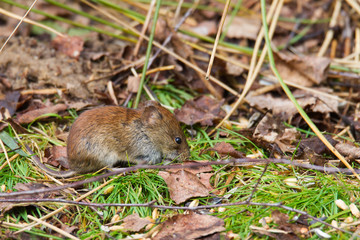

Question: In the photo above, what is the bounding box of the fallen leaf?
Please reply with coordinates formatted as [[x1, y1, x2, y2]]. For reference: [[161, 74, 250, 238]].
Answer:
[[223, 16, 261, 40], [153, 212, 225, 240], [226, 57, 245, 76], [51, 35, 84, 58], [335, 142, 360, 159], [174, 96, 225, 126], [158, 169, 211, 204], [16, 104, 67, 124], [188, 20, 217, 37], [205, 142, 245, 158], [271, 210, 309, 239], [119, 213, 151, 232], [253, 115, 299, 145], [274, 51, 331, 87], [127, 76, 140, 93], [44, 146, 68, 168], [0, 91, 20, 116], [246, 90, 339, 120]]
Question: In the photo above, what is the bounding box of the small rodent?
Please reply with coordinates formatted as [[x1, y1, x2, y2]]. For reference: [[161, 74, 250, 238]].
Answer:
[[30, 100, 190, 178]]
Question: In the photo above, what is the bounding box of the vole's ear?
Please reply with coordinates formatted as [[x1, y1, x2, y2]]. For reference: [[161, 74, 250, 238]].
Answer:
[[142, 106, 163, 125]]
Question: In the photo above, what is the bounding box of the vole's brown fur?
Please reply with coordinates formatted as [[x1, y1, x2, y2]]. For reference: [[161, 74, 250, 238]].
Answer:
[[31, 101, 190, 178]]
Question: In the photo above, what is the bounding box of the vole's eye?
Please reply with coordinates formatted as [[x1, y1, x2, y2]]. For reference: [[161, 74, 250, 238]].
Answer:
[[175, 137, 182, 144]]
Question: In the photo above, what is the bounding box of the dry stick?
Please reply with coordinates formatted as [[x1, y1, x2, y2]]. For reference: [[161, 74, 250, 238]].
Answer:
[[203, 0, 231, 100], [0, 138, 13, 172], [21, 88, 66, 95], [356, 28, 360, 62], [0, 6, 64, 53], [205, 0, 231, 79], [27, 215, 80, 240], [0, 153, 18, 171], [173, 0, 185, 27], [246, 164, 269, 203], [0, 0, 38, 54], [184, 40, 250, 70], [133, 0, 156, 56], [317, 0, 341, 57], [80, 0, 240, 98], [209, 0, 282, 135], [345, 0, 360, 15], [3, 158, 360, 198], [138, 65, 175, 77], [0, 199, 353, 235], [107, 81, 118, 105]]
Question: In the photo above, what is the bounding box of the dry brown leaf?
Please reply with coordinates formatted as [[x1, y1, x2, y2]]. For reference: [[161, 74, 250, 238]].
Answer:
[[253, 115, 301, 154], [206, 142, 245, 158], [44, 146, 68, 168], [271, 210, 309, 239], [119, 213, 151, 232], [246, 90, 338, 120], [0, 91, 20, 116], [127, 76, 140, 93], [335, 142, 360, 159], [16, 104, 67, 124], [188, 20, 217, 37], [51, 35, 84, 59], [158, 169, 211, 204], [274, 51, 331, 87], [223, 16, 261, 40], [174, 96, 225, 126], [153, 212, 225, 240], [226, 57, 245, 76]]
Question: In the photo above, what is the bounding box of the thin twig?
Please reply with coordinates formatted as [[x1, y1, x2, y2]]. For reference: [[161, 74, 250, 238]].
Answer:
[[0, 199, 353, 235], [246, 164, 268, 203], [209, 0, 283, 135], [0, 0, 39, 54], [133, 0, 156, 56], [317, 0, 341, 57], [27, 215, 80, 240], [203, 0, 231, 99], [3, 158, 359, 198]]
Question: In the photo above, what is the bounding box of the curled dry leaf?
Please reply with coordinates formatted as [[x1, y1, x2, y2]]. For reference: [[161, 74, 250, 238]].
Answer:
[[270, 210, 309, 239], [174, 96, 225, 126], [274, 51, 331, 87], [246, 90, 339, 121], [16, 103, 67, 124], [153, 212, 225, 240], [119, 213, 151, 232], [334, 142, 360, 159], [253, 114, 299, 149], [127, 76, 140, 93], [205, 142, 245, 158], [0, 91, 20, 116], [158, 170, 211, 204], [51, 35, 84, 59], [223, 16, 261, 40], [187, 20, 217, 37]]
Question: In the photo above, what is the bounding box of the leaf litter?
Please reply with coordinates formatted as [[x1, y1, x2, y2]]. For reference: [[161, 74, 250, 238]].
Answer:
[[0, 0, 359, 239]]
